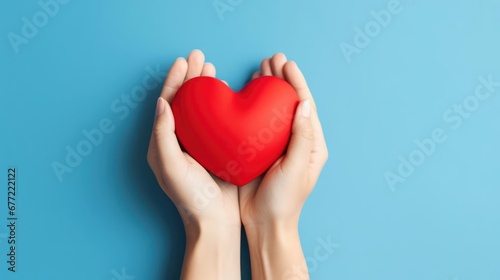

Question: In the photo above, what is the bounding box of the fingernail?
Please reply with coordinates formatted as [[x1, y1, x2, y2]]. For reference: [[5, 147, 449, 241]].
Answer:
[[156, 97, 165, 116], [302, 100, 311, 118]]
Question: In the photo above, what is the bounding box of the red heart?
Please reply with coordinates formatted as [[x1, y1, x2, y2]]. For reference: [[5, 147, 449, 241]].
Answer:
[[171, 76, 299, 186]]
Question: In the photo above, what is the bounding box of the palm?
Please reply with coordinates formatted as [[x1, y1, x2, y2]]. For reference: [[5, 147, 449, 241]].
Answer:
[[238, 158, 286, 226], [181, 152, 240, 226], [239, 156, 310, 226]]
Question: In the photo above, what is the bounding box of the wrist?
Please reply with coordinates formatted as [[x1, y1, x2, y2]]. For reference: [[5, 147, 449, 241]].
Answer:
[[244, 220, 301, 258], [243, 216, 300, 237], [185, 220, 241, 244], [244, 221, 307, 280], [182, 223, 241, 280]]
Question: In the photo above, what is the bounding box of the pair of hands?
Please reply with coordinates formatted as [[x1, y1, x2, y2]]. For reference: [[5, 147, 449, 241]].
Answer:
[[147, 50, 328, 280]]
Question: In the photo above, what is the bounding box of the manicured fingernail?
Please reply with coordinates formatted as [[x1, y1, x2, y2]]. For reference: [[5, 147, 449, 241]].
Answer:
[[156, 97, 165, 116], [302, 100, 311, 118]]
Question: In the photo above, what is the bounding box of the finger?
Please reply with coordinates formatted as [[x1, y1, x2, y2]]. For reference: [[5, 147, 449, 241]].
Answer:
[[309, 115, 329, 172], [153, 97, 188, 182], [281, 100, 314, 173], [221, 80, 228, 86], [185, 49, 205, 81], [201, 62, 216, 77], [260, 58, 272, 76], [270, 53, 287, 79], [283, 61, 314, 105], [283, 60, 323, 130], [251, 71, 260, 80], [161, 57, 188, 103], [282, 62, 328, 171]]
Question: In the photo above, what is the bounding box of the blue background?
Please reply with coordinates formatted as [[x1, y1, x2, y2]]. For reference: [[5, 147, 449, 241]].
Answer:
[[1, 0, 499, 279]]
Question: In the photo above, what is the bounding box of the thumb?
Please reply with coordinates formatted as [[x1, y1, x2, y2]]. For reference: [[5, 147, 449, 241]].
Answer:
[[281, 100, 314, 173], [153, 97, 186, 181]]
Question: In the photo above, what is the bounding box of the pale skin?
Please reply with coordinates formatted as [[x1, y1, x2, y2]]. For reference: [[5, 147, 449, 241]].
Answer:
[[147, 50, 328, 280]]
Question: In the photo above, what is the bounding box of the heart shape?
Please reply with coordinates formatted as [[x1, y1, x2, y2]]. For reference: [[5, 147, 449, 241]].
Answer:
[[171, 76, 299, 186]]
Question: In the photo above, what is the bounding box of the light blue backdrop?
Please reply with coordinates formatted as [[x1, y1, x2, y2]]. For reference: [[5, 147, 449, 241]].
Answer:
[[1, 0, 499, 279]]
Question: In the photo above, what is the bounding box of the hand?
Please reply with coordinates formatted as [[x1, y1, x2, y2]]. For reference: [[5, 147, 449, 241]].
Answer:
[[240, 53, 328, 228], [147, 50, 240, 280], [239, 53, 328, 280]]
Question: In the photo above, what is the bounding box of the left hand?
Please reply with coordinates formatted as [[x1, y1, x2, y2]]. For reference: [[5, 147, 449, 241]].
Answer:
[[147, 50, 240, 234]]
